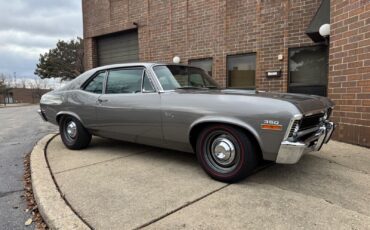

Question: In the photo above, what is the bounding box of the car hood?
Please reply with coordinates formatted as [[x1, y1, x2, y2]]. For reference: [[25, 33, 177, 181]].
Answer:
[[175, 89, 334, 115]]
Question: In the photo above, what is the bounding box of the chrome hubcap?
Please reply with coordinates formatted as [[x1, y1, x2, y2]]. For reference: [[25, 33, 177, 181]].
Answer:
[[66, 121, 77, 139], [211, 137, 235, 166]]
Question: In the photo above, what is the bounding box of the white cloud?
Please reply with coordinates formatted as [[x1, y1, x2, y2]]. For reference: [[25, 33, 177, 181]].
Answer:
[[0, 0, 82, 78]]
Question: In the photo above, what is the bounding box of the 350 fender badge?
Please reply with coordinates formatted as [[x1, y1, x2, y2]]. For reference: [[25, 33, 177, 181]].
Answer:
[[261, 120, 283, 131]]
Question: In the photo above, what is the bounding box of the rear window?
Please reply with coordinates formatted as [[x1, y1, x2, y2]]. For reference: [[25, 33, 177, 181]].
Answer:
[[83, 72, 105, 94]]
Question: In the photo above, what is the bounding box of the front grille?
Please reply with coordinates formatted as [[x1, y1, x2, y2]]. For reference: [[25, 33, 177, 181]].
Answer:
[[300, 113, 324, 130]]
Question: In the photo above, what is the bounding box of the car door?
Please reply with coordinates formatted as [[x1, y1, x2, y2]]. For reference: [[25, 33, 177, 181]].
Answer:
[[95, 67, 163, 145]]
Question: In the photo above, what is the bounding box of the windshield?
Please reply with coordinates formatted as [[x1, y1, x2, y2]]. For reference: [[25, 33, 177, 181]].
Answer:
[[153, 65, 220, 90]]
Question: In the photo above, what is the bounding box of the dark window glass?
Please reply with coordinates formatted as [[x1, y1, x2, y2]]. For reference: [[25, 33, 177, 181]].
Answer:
[[142, 72, 155, 93], [84, 72, 105, 94], [189, 58, 213, 76], [153, 65, 219, 90], [106, 68, 143, 94], [289, 46, 328, 86], [227, 54, 256, 89]]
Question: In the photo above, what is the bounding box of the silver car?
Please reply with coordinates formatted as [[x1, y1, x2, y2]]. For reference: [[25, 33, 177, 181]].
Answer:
[[38, 63, 335, 182]]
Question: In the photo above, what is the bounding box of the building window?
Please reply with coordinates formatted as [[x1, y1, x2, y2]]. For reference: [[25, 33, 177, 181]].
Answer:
[[227, 53, 256, 89], [288, 45, 328, 96], [189, 58, 213, 76]]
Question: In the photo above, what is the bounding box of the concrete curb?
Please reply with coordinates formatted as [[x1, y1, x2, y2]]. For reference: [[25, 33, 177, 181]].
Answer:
[[31, 134, 90, 230]]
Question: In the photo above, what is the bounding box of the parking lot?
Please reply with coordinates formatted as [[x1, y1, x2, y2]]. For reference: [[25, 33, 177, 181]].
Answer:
[[34, 135, 370, 229]]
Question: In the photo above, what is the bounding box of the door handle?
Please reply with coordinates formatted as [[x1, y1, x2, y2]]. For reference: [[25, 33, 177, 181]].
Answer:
[[98, 98, 108, 103]]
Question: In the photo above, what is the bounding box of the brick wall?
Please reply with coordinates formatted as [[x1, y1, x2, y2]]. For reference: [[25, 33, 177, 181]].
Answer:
[[83, 0, 320, 89], [329, 0, 370, 147], [82, 0, 370, 147], [0, 88, 50, 104]]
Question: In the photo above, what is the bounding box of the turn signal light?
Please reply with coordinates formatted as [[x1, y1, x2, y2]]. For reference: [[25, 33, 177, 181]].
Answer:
[[261, 124, 283, 131]]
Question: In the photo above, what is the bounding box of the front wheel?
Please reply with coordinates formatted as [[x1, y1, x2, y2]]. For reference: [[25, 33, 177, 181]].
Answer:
[[196, 125, 259, 183], [59, 116, 92, 150]]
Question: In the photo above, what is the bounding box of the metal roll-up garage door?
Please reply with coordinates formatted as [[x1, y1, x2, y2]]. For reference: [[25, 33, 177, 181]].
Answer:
[[97, 30, 138, 66]]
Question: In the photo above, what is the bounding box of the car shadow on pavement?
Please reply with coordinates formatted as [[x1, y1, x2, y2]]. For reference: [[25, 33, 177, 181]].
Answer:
[[92, 136, 198, 159]]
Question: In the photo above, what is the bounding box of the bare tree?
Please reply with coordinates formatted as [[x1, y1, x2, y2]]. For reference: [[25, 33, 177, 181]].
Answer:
[[20, 78, 27, 88], [29, 78, 48, 103], [0, 73, 11, 105], [0, 73, 5, 86]]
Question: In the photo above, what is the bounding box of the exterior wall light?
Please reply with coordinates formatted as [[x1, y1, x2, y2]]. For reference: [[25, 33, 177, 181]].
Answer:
[[173, 56, 181, 64], [319, 24, 330, 37]]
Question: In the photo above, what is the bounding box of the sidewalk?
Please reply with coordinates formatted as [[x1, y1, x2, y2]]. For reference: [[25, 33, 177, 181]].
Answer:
[[0, 103, 32, 108], [32, 135, 370, 229]]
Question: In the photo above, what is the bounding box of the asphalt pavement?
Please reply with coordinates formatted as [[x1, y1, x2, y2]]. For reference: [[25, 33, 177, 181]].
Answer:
[[0, 105, 56, 230]]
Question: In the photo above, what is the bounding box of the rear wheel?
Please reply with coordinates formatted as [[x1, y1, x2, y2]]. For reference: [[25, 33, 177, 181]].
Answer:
[[59, 116, 91, 150], [196, 125, 259, 182]]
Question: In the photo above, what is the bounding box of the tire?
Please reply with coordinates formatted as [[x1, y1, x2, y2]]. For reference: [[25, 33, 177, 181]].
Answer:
[[196, 124, 259, 183], [59, 116, 92, 150]]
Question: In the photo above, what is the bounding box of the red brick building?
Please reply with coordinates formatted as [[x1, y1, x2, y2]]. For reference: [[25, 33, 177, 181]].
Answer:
[[82, 0, 370, 147], [0, 88, 50, 104]]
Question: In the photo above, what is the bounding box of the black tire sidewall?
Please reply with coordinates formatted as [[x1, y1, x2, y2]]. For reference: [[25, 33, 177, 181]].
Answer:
[[196, 125, 257, 182], [59, 116, 91, 150]]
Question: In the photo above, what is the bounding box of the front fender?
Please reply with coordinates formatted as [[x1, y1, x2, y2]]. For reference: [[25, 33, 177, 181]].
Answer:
[[189, 116, 263, 151]]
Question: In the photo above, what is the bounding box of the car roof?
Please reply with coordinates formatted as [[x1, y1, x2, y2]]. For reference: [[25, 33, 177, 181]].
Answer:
[[90, 62, 191, 72]]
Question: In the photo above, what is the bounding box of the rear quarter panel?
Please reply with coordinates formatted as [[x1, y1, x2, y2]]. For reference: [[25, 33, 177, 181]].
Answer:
[[40, 90, 99, 128]]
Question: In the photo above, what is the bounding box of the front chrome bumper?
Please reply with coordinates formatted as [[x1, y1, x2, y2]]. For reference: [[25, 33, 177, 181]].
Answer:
[[276, 121, 335, 164]]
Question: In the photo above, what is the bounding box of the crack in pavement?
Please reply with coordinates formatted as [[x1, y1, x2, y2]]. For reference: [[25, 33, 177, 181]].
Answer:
[[52, 149, 152, 175], [313, 155, 369, 175], [248, 181, 370, 218], [133, 162, 274, 229], [133, 184, 230, 230], [0, 189, 24, 199]]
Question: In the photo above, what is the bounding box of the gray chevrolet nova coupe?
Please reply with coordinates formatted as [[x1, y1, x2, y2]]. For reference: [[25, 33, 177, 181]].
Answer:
[[38, 63, 335, 182]]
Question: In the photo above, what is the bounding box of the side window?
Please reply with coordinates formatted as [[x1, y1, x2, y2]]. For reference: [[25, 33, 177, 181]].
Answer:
[[106, 68, 144, 94], [142, 72, 155, 93], [84, 72, 105, 94]]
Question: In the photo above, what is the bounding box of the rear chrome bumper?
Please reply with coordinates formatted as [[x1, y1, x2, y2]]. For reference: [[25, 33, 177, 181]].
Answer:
[[37, 109, 48, 121], [276, 121, 335, 164]]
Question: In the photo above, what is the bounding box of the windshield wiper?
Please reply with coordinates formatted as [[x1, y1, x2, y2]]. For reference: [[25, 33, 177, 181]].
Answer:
[[176, 86, 218, 90], [176, 86, 203, 89]]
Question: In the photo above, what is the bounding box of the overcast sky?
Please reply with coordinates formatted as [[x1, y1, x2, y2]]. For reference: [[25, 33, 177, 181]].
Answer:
[[0, 0, 82, 79]]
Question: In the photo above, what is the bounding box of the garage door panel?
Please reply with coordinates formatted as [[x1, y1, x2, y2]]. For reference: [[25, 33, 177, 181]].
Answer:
[[101, 55, 139, 63], [98, 39, 138, 48], [98, 47, 139, 55], [99, 49, 139, 56], [97, 30, 139, 66]]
